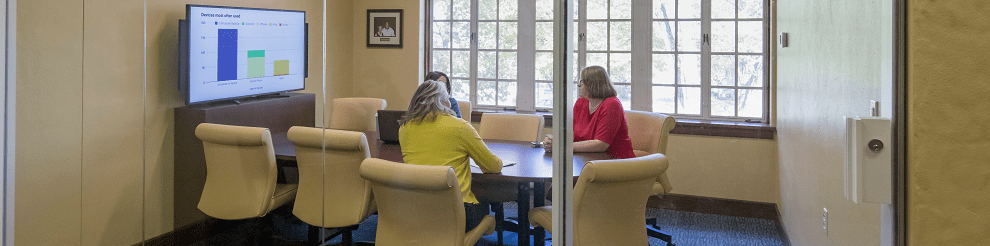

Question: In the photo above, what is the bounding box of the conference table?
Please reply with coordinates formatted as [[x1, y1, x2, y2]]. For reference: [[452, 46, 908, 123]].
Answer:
[[271, 131, 611, 246]]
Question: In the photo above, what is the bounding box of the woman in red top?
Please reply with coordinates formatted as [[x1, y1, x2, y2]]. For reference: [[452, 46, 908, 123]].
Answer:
[[543, 66, 636, 159]]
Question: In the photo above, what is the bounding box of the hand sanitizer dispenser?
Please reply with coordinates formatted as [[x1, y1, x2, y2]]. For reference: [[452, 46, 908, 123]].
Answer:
[[845, 117, 892, 204]]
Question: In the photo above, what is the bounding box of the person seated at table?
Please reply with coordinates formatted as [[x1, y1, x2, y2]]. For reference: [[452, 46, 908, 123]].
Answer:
[[543, 66, 636, 159], [425, 71, 462, 118], [399, 80, 503, 231]]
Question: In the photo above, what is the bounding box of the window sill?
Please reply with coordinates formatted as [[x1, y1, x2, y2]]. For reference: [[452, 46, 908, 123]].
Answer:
[[470, 110, 776, 140]]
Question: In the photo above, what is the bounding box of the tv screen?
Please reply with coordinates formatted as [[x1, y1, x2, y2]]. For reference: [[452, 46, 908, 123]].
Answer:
[[183, 5, 307, 104]]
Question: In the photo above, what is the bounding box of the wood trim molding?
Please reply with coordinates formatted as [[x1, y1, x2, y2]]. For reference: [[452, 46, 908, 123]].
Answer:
[[648, 193, 779, 221], [471, 110, 776, 139]]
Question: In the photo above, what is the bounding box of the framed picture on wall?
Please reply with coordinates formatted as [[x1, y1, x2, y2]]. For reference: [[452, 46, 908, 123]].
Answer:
[[367, 9, 403, 48]]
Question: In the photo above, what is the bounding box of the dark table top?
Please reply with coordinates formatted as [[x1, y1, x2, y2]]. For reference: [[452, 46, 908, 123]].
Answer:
[[271, 131, 611, 182]]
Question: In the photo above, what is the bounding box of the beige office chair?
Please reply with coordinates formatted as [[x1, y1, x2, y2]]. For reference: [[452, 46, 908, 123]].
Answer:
[[329, 97, 387, 132], [288, 126, 375, 245], [624, 110, 676, 195], [475, 113, 545, 244], [195, 123, 298, 220], [360, 158, 496, 246], [529, 154, 668, 246], [625, 110, 677, 245], [478, 113, 544, 142], [458, 100, 472, 123]]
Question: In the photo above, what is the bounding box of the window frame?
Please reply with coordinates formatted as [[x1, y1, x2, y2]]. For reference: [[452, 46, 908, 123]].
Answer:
[[426, 0, 771, 122]]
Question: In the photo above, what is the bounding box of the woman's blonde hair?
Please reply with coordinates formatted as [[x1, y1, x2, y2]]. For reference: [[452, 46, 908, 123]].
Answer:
[[580, 66, 617, 99], [400, 80, 456, 125]]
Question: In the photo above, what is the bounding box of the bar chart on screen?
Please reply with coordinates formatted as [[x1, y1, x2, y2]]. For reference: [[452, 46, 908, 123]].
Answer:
[[187, 5, 306, 103]]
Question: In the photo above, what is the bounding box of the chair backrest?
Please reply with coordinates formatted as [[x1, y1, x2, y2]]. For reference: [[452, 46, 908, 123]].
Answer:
[[195, 123, 279, 220], [624, 110, 676, 156], [360, 158, 468, 246], [288, 126, 374, 228], [457, 100, 472, 122], [478, 113, 544, 142], [329, 98, 387, 132], [572, 154, 667, 246]]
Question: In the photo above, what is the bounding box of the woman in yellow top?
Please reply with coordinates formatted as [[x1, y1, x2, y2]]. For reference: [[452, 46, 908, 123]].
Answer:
[[398, 80, 503, 231]]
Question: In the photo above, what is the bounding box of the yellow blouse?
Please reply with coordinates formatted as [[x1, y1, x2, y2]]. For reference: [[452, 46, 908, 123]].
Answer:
[[399, 114, 503, 204]]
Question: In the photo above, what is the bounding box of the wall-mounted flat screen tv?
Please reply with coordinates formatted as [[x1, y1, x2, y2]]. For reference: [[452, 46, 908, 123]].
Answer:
[[179, 4, 307, 105]]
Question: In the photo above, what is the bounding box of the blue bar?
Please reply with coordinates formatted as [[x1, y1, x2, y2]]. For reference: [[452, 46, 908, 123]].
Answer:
[[217, 29, 238, 81]]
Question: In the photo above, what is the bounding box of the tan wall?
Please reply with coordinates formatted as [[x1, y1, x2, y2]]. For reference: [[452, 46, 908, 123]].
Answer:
[[906, 1, 990, 245], [16, 0, 333, 244], [351, 0, 423, 111], [470, 123, 780, 203], [776, 0, 886, 245]]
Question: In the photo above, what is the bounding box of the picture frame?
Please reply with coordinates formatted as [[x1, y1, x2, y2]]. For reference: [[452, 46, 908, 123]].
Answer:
[[367, 9, 403, 48]]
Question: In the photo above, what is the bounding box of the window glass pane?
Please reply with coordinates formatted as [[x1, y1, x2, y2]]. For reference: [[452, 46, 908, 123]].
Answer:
[[433, 22, 450, 48], [653, 54, 675, 85], [536, 22, 554, 50], [452, 22, 471, 48], [574, 0, 580, 20], [711, 21, 735, 52], [433, 50, 450, 74], [653, 0, 675, 19], [678, 86, 701, 114], [535, 52, 553, 81], [739, 89, 763, 118], [587, 22, 608, 51], [738, 21, 763, 53], [536, 83, 554, 108], [739, 0, 764, 18], [434, 0, 451, 20], [498, 81, 518, 106], [573, 52, 580, 82], [480, 0, 497, 20], [478, 51, 497, 78], [452, 50, 471, 78], [587, 53, 608, 68], [711, 55, 735, 86], [610, 53, 631, 83], [711, 88, 736, 116], [652, 85, 675, 114], [499, 0, 518, 20], [677, 54, 700, 85], [712, 0, 735, 19], [499, 22, 518, 49], [588, 0, 608, 19], [499, 52, 518, 79], [478, 80, 497, 105], [610, 21, 631, 51], [453, 0, 471, 20], [537, 0, 554, 20], [677, 21, 701, 52], [611, 0, 632, 19], [653, 21, 675, 51], [679, 0, 701, 19], [452, 79, 471, 102], [614, 84, 632, 108], [479, 22, 497, 49], [738, 55, 764, 87]]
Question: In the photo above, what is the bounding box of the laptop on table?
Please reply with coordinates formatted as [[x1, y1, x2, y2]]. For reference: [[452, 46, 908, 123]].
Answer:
[[376, 110, 405, 144]]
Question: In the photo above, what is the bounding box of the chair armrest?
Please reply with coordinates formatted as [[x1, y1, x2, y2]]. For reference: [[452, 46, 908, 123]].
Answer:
[[528, 206, 553, 230], [464, 215, 496, 246]]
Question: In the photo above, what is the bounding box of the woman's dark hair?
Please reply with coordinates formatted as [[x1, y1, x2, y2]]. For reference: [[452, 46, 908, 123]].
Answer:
[[425, 71, 451, 94]]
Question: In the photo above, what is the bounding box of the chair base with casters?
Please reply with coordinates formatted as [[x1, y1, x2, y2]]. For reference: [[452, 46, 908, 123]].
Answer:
[[307, 224, 360, 245], [646, 217, 676, 246]]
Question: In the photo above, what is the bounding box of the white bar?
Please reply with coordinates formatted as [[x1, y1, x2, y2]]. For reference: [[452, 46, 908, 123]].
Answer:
[[517, 0, 537, 111], [630, 0, 651, 111], [551, 0, 574, 245]]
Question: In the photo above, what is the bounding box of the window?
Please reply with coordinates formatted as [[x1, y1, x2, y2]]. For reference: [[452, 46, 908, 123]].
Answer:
[[428, 0, 768, 121]]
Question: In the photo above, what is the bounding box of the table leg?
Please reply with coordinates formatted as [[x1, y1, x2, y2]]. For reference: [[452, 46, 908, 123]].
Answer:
[[533, 182, 546, 245], [517, 182, 532, 246]]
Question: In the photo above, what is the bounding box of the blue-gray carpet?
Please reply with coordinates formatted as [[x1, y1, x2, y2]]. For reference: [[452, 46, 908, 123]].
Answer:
[[190, 203, 785, 246]]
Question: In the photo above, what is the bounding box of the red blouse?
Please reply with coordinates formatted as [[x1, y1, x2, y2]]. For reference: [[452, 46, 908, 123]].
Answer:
[[573, 97, 635, 159]]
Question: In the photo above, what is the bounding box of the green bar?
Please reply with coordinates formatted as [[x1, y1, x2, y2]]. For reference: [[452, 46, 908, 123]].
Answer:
[[247, 50, 265, 58]]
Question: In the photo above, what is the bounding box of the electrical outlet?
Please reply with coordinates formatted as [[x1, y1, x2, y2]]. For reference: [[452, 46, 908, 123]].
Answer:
[[822, 208, 829, 236]]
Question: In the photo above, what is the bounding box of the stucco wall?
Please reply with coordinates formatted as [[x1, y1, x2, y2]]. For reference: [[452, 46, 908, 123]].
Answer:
[[776, 0, 887, 245]]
